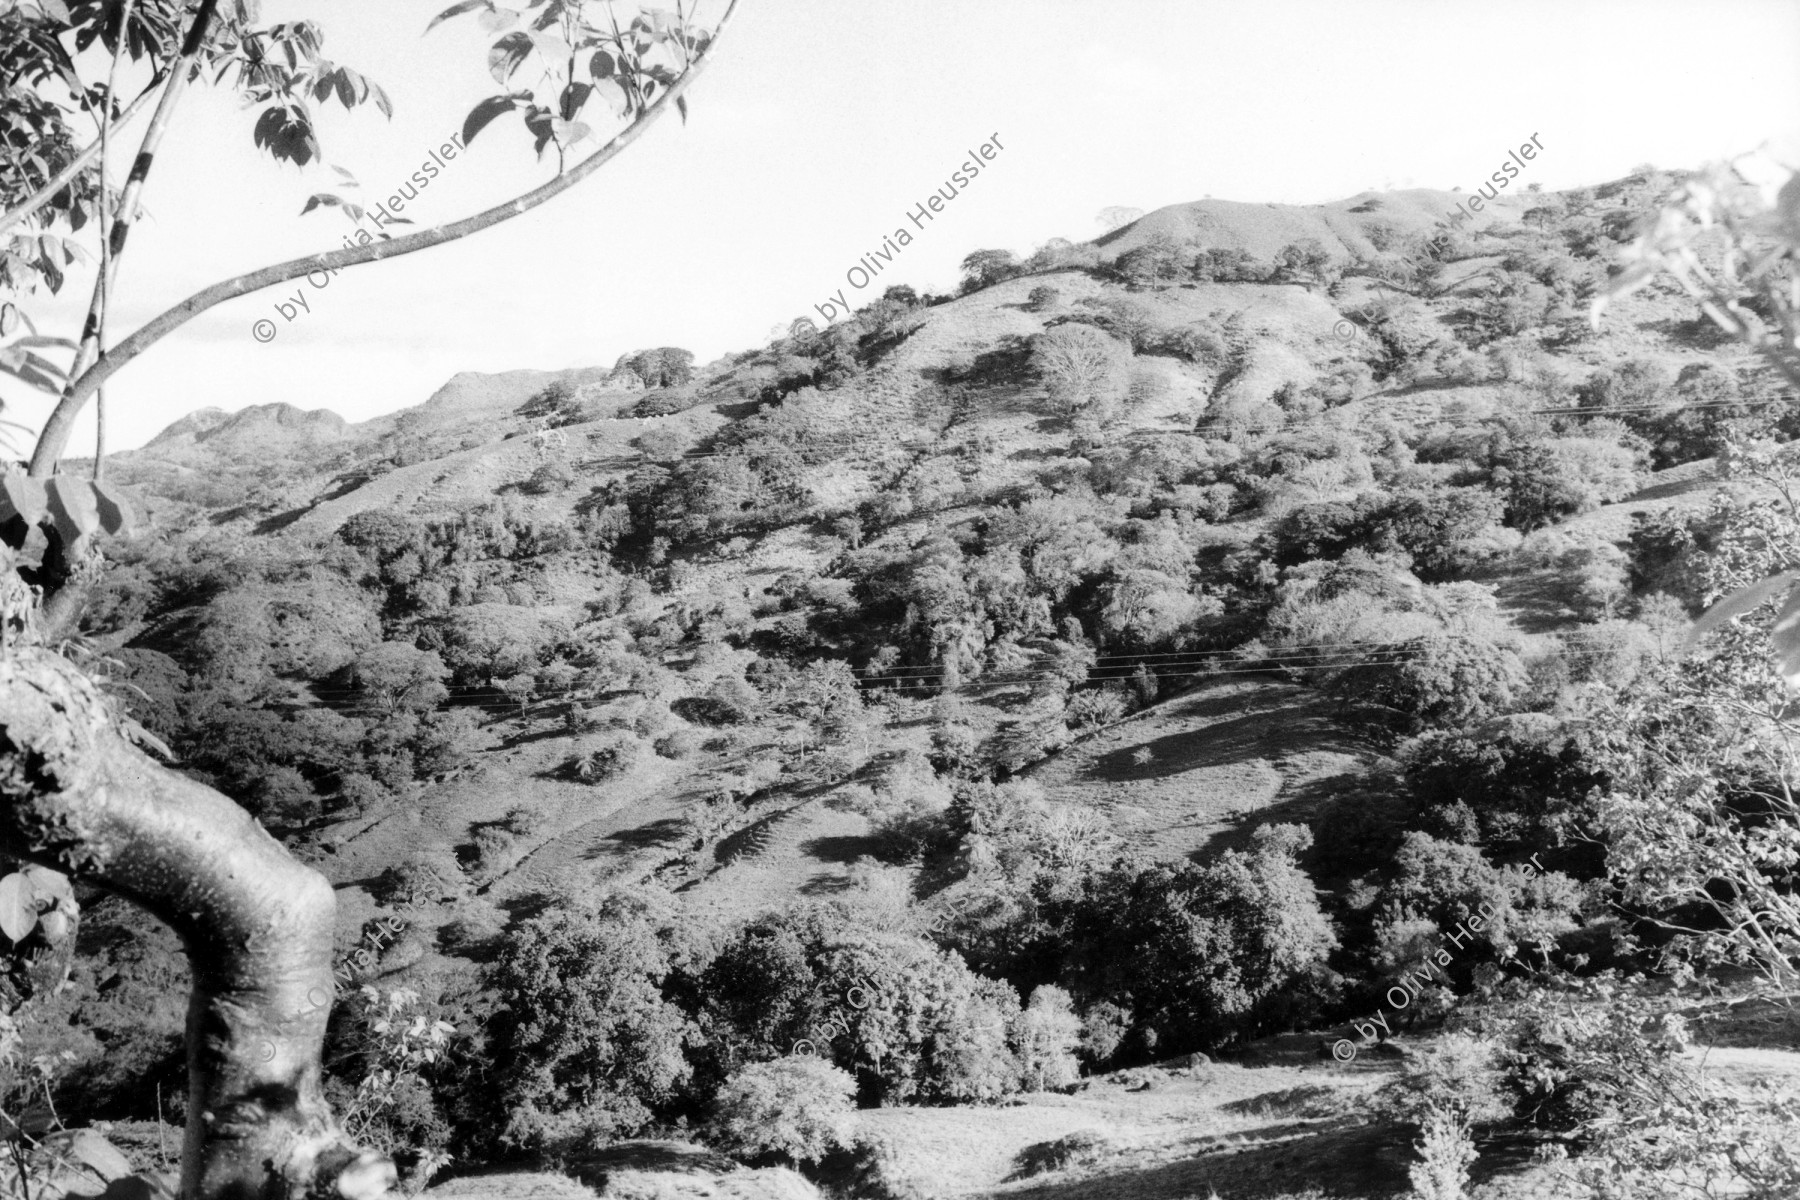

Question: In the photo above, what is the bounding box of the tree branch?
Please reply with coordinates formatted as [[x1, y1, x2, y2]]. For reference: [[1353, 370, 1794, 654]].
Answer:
[[29, 0, 742, 477], [0, 79, 163, 245], [62, 0, 222, 405], [94, 0, 142, 482]]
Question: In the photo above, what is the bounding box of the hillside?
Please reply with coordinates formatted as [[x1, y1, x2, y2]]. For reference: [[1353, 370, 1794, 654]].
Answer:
[[59, 169, 1800, 1200]]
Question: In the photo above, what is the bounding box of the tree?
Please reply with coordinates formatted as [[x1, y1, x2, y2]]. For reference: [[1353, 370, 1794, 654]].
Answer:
[[489, 891, 695, 1152], [517, 379, 588, 426], [1329, 633, 1526, 728], [1114, 229, 1190, 283], [1042, 825, 1336, 1055], [1030, 323, 1131, 417], [1274, 237, 1336, 290], [959, 248, 1020, 293], [620, 346, 697, 388], [0, 2, 741, 1195], [1010, 985, 1081, 1091], [352, 642, 450, 715]]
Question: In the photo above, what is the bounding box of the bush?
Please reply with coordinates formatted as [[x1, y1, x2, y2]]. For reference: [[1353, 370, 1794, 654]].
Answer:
[[1025, 285, 1061, 313], [471, 825, 515, 871], [654, 727, 702, 759], [571, 731, 648, 783], [708, 1056, 855, 1164], [1378, 1032, 1512, 1126], [1408, 1106, 1478, 1200], [377, 847, 466, 908]]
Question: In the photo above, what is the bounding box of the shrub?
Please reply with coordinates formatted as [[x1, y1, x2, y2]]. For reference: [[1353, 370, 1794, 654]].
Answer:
[[1408, 1106, 1477, 1200], [654, 727, 702, 759], [571, 731, 648, 783], [1014, 1129, 1116, 1177], [708, 1056, 856, 1164], [377, 847, 466, 908], [472, 825, 515, 871], [1378, 1032, 1512, 1126], [1066, 688, 1127, 732], [1025, 285, 1061, 313]]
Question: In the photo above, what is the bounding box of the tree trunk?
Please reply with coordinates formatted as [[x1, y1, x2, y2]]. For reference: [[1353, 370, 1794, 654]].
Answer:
[[0, 649, 390, 1200]]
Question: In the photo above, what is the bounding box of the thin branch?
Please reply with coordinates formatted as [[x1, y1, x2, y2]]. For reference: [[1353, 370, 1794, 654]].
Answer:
[[94, 0, 141, 483], [0, 77, 162, 244], [64, 0, 223, 401], [29, 0, 742, 477]]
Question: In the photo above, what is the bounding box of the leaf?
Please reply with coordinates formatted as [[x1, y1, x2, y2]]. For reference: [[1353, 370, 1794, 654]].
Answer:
[[11, 335, 76, 353], [1684, 571, 1799, 650], [252, 104, 319, 167], [0, 875, 36, 943], [528, 31, 572, 63], [19, 866, 72, 910], [45, 475, 100, 543], [588, 77, 628, 116], [426, 0, 492, 34], [0, 474, 47, 526], [675, 94, 687, 125], [301, 194, 365, 222], [487, 31, 534, 83], [0, 357, 62, 394], [462, 93, 523, 145], [589, 49, 615, 78], [91, 480, 135, 535], [0, 303, 16, 337]]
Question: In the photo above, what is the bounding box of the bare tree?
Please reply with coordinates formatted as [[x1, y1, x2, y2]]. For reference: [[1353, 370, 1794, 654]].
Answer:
[[1030, 323, 1132, 417]]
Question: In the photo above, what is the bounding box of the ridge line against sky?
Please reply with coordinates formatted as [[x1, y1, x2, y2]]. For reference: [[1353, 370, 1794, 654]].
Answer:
[[5, 0, 1799, 454]]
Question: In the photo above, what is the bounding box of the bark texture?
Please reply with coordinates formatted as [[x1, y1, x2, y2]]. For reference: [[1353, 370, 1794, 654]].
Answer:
[[0, 649, 389, 1200]]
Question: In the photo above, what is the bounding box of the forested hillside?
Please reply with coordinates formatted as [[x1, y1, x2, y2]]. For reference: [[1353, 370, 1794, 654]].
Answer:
[[31, 169, 1800, 1199]]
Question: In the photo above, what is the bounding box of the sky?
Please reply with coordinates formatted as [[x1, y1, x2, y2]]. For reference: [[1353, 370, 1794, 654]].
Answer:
[[9, 0, 1800, 456]]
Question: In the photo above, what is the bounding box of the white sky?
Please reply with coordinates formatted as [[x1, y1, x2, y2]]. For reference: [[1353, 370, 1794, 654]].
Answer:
[[10, 0, 1800, 455]]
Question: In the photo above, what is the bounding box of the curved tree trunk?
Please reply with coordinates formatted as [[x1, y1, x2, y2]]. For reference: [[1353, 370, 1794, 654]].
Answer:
[[0, 649, 388, 1200]]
